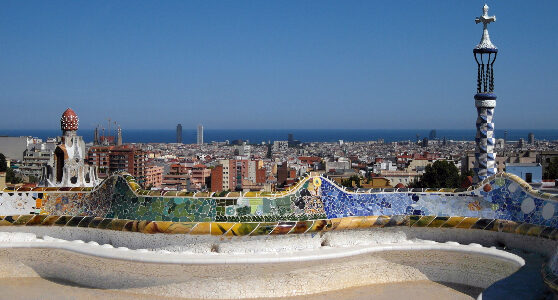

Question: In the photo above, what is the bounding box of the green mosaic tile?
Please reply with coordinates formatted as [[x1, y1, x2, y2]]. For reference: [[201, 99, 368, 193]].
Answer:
[[409, 215, 421, 227], [66, 216, 84, 227], [455, 217, 480, 229], [97, 218, 113, 229], [471, 218, 494, 230], [426, 216, 449, 228], [384, 215, 409, 227], [54, 216, 73, 226], [412, 216, 436, 227], [441, 217, 466, 228], [12, 215, 34, 225], [88, 217, 104, 228], [77, 216, 94, 227], [41, 216, 60, 226], [26, 215, 47, 226], [250, 223, 277, 236]]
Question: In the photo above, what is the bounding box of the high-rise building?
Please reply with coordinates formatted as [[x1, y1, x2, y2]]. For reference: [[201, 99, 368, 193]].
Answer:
[[197, 124, 204, 145], [528, 132, 535, 144], [176, 124, 182, 144], [94, 127, 99, 145], [518, 138, 525, 148], [473, 4, 498, 183], [429, 130, 437, 140], [117, 126, 122, 146]]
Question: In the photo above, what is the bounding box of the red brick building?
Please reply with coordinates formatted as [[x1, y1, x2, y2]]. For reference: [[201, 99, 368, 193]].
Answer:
[[87, 145, 146, 180], [211, 165, 223, 193]]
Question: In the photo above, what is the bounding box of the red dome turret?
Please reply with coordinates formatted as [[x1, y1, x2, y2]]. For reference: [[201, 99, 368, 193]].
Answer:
[[61, 108, 79, 132]]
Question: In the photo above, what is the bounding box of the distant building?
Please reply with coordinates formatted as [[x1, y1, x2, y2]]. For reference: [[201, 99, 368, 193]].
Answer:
[[191, 164, 211, 190], [518, 138, 525, 148], [20, 141, 56, 180], [176, 124, 182, 144], [211, 165, 223, 192], [162, 163, 191, 190], [117, 126, 122, 146], [211, 159, 266, 191], [272, 141, 288, 153], [0, 136, 38, 161], [539, 151, 558, 176], [0, 172, 5, 190], [197, 124, 204, 145], [145, 165, 163, 188], [379, 170, 420, 187], [325, 159, 351, 173], [429, 130, 437, 140], [87, 144, 146, 180], [528, 132, 535, 145], [277, 162, 296, 187], [422, 138, 429, 147], [463, 150, 538, 174], [505, 163, 542, 184], [94, 127, 100, 145]]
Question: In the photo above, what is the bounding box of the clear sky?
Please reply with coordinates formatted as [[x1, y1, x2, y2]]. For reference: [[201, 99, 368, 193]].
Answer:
[[1, 0, 557, 130]]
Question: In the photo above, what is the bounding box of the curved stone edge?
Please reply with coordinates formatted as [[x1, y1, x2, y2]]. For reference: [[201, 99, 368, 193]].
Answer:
[[0, 236, 525, 266]]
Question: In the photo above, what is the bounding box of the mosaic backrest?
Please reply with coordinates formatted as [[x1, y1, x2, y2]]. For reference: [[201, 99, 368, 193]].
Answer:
[[0, 173, 557, 228]]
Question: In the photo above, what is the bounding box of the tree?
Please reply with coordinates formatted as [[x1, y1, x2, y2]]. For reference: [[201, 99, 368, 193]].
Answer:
[[544, 157, 558, 180], [28, 175, 38, 184], [410, 160, 464, 189], [341, 175, 362, 188], [0, 153, 6, 172], [5, 168, 22, 184]]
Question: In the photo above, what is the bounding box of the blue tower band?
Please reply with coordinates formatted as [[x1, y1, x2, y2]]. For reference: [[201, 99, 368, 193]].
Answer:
[[473, 4, 498, 183]]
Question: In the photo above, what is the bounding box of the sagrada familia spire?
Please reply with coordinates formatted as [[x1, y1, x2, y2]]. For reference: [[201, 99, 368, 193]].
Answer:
[[473, 4, 498, 183]]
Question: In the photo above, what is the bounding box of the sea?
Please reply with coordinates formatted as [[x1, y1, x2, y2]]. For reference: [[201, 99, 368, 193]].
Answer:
[[1, 129, 558, 144]]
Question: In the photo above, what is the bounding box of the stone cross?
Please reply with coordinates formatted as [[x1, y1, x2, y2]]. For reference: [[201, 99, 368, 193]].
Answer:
[[475, 4, 496, 29]]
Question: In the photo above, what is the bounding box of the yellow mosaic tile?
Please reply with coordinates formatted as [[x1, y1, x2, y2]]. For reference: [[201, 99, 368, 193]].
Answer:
[[526, 225, 545, 237], [455, 217, 480, 229], [358, 216, 379, 228], [189, 222, 211, 235], [335, 217, 356, 230], [227, 223, 258, 236], [441, 216, 466, 228], [373, 215, 391, 227], [210, 222, 235, 236]]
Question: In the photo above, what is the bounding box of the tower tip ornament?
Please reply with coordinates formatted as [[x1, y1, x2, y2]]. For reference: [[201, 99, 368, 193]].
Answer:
[[474, 4, 497, 52]]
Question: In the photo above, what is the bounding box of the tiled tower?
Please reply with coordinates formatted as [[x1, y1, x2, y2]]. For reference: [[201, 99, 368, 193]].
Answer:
[[473, 4, 498, 183], [41, 108, 100, 187]]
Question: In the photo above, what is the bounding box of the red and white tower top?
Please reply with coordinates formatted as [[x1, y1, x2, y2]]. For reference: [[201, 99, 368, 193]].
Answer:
[[60, 108, 79, 132]]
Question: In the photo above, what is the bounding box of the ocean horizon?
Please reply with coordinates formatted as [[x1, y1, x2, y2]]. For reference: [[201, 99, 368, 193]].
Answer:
[[2, 129, 558, 144]]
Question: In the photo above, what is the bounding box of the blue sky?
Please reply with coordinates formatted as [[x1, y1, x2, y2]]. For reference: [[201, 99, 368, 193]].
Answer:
[[1, 0, 557, 130]]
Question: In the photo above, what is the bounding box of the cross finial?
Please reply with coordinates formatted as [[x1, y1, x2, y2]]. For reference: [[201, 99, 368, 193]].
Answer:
[[474, 4, 497, 50], [475, 4, 496, 27]]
